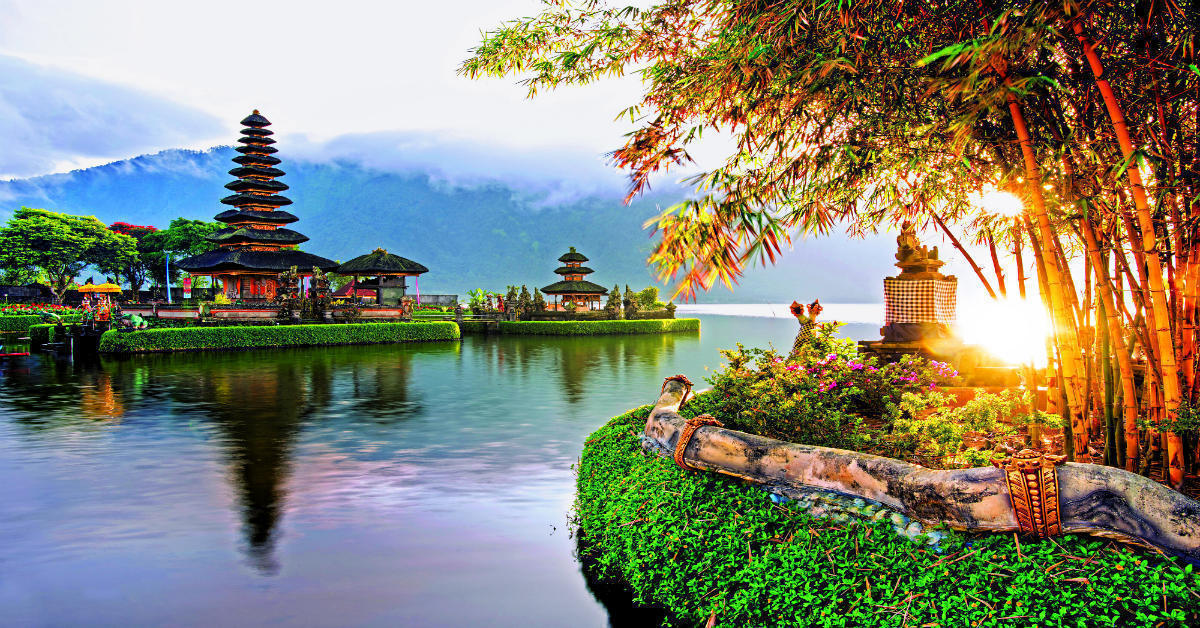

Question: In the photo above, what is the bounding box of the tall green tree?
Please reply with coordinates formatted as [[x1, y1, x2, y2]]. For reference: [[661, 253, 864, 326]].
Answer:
[[0, 207, 137, 303], [142, 218, 220, 288], [108, 222, 159, 292]]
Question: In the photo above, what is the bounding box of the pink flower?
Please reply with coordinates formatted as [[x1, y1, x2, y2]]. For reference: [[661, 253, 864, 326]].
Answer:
[[785, 364, 799, 371]]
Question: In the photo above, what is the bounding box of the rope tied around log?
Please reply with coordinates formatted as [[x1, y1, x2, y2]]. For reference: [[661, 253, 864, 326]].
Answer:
[[674, 414, 723, 471], [661, 374, 694, 407]]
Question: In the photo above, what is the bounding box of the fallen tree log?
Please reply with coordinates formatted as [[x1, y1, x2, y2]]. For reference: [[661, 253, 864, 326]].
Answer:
[[644, 379, 1200, 564]]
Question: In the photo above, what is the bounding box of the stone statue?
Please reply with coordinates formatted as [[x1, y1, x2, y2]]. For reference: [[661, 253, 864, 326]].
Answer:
[[893, 221, 946, 279], [789, 299, 823, 359]]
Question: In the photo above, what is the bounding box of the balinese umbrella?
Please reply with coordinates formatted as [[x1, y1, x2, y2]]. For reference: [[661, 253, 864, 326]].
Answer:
[[88, 283, 123, 293]]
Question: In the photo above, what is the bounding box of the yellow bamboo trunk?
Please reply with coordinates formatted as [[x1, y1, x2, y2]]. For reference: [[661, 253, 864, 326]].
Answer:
[[1073, 23, 1184, 488]]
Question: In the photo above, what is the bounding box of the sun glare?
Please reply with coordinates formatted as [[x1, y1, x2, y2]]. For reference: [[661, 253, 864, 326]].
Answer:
[[974, 187, 1024, 218], [955, 298, 1050, 367]]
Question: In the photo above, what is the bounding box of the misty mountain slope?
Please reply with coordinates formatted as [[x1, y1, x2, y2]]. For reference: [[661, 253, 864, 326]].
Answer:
[[0, 147, 900, 302]]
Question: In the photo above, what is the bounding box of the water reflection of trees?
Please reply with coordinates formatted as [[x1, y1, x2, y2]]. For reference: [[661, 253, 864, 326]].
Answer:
[[3, 344, 447, 574], [480, 331, 697, 404]]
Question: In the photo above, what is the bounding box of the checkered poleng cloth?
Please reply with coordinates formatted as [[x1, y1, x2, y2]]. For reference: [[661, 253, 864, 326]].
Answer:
[[883, 278, 958, 324]]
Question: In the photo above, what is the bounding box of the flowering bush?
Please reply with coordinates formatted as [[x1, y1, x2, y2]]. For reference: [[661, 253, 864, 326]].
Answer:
[[0, 303, 82, 316], [699, 339, 959, 452]]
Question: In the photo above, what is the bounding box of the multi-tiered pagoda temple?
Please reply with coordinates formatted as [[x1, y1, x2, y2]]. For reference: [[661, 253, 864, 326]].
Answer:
[[178, 111, 336, 300], [541, 247, 607, 310]]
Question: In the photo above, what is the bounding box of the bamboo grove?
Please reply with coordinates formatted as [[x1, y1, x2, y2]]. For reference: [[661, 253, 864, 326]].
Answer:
[[462, 0, 1200, 488]]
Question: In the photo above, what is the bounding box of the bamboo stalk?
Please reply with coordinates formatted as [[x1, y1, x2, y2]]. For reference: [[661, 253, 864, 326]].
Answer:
[[1073, 21, 1184, 487]]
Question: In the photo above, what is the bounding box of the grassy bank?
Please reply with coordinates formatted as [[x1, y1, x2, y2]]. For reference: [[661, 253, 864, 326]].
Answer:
[[576, 406, 1200, 627], [0, 315, 81, 333], [497, 319, 699, 336], [98, 321, 459, 353]]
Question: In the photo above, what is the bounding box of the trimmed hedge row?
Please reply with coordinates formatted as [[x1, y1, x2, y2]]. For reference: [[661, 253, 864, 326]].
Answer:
[[498, 318, 699, 336], [459, 321, 490, 335], [0, 315, 81, 332], [28, 323, 63, 347], [98, 321, 460, 353], [576, 407, 1200, 627]]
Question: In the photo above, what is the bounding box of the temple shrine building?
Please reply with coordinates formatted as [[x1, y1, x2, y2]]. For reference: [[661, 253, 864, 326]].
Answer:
[[541, 247, 608, 310], [178, 111, 337, 299]]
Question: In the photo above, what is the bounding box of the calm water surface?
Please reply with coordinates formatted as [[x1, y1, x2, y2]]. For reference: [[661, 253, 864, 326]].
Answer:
[[0, 311, 876, 627]]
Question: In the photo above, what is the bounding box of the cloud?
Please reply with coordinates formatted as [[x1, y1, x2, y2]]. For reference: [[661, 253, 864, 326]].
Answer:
[[0, 55, 223, 179], [284, 130, 644, 207]]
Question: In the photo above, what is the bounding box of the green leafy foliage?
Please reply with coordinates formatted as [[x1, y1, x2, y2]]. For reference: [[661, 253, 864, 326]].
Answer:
[[703, 342, 958, 453], [0, 207, 137, 302], [0, 314, 82, 332], [98, 321, 459, 353], [141, 218, 220, 288], [497, 319, 699, 336], [575, 408, 1200, 627], [890, 390, 1060, 468]]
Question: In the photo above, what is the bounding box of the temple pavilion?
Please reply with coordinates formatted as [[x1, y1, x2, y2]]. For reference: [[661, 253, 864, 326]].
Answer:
[[541, 247, 608, 310], [178, 111, 336, 300], [335, 248, 429, 306]]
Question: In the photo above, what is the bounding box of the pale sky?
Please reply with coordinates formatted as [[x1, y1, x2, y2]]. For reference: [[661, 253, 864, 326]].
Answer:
[[0, 0, 643, 178]]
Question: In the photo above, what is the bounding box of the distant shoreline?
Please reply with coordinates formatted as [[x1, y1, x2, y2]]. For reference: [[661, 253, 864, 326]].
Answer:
[[674, 303, 884, 325]]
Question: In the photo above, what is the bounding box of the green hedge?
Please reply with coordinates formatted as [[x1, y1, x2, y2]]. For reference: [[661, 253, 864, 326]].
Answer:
[[459, 321, 490, 334], [28, 323, 63, 346], [0, 314, 81, 332], [98, 321, 460, 353], [576, 407, 1200, 627], [499, 318, 699, 336]]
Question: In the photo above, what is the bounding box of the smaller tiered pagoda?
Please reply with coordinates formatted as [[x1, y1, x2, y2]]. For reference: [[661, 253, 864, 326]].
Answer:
[[335, 248, 429, 305], [541, 247, 607, 310], [178, 110, 337, 300]]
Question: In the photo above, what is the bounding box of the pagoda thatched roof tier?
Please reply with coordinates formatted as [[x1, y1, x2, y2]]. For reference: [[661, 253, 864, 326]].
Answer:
[[225, 179, 289, 193], [232, 154, 282, 167], [240, 128, 273, 137], [541, 280, 608, 295], [178, 249, 337, 274], [558, 247, 588, 262], [554, 265, 594, 275], [240, 111, 272, 127], [238, 136, 276, 146], [221, 193, 293, 207], [229, 165, 284, 178], [215, 209, 299, 224], [336, 248, 429, 276], [236, 144, 277, 155], [207, 227, 309, 246]]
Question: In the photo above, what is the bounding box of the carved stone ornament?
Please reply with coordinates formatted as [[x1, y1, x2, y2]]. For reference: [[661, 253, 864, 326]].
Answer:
[[994, 449, 1067, 538]]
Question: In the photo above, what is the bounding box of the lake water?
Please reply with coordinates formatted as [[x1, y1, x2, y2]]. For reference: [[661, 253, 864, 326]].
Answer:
[[0, 308, 880, 627]]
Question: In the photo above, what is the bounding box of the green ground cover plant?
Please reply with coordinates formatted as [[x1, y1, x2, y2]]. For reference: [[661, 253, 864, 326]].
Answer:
[[498, 319, 699, 336], [576, 407, 1200, 627], [98, 321, 459, 353]]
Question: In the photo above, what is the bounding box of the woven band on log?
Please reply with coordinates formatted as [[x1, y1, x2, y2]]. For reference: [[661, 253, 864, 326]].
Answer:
[[662, 374, 694, 407], [994, 449, 1066, 538], [674, 414, 723, 470]]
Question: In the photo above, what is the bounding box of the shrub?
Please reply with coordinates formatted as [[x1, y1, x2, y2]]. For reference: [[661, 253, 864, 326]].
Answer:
[[28, 323, 62, 346], [459, 321, 490, 334], [497, 319, 699, 336], [575, 407, 1200, 627], [98, 321, 459, 353], [888, 389, 1061, 468], [705, 344, 957, 448], [0, 314, 82, 332]]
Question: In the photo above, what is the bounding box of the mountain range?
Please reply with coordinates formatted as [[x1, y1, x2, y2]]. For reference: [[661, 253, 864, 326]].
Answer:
[[0, 146, 904, 303]]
